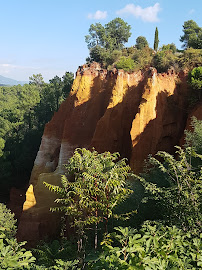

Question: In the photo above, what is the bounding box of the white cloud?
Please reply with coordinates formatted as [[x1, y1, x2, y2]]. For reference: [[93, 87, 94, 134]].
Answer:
[[0, 63, 39, 80], [87, 10, 107, 20], [0, 63, 68, 82], [189, 9, 195, 14], [116, 3, 161, 22]]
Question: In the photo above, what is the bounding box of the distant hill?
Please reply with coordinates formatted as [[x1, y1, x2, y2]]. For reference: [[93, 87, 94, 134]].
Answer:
[[0, 75, 28, 86]]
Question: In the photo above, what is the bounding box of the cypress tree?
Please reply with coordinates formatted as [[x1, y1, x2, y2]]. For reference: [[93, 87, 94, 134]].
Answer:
[[154, 27, 159, 51]]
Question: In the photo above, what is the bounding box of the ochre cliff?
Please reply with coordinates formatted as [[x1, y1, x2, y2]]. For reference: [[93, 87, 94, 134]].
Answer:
[[18, 63, 192, 244]]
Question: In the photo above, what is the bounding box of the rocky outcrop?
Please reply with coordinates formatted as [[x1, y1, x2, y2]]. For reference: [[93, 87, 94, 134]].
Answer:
[[18, 63, 190, 244]]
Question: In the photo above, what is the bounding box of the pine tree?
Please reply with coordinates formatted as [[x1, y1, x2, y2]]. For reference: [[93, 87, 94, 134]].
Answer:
[[154, 27, 159, 51]]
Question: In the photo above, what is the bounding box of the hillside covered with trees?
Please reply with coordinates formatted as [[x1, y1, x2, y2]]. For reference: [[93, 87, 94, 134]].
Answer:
[[0, 72, 74, 201]]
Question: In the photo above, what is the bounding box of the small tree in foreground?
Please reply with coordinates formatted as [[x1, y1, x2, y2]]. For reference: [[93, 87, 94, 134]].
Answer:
[[44, 148, 133, 251], [0, 203, 17, 239], [0, 204, 36, 269], [137, 144, 202, 235]]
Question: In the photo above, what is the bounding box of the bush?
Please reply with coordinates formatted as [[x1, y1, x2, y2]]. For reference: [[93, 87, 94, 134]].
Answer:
[[188, 67, 202, 101], [0, 203, 17, 238], [179, 48, 202, 70], [87, 222, 202, 269], [153, 49, 177, 72], [32, 239, 77, 268], [138, 145, 202, 235], [189, 66, 202, 89], [132, 47, 153, 70], [0, 237, 36, 269], [106, 49, 122, 66], [116, 56, 135, 72], [185, 117, 202, 154], [161, 43, 177, 53], [0, 204, 36, 269]]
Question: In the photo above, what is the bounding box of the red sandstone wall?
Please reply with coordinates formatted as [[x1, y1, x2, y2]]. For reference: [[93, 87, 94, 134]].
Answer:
[[18, 63, 193, 244]]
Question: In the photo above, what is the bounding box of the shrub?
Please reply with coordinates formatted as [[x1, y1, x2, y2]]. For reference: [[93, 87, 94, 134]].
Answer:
[[0, 204, 36, 269], [138, 145, 202, 235], [115, 56, 135, 72], [87, 222, 202, 269], [106, 49, 122, 66], [161, 43, 177, 53], [179, 48, 202, 70], [153, 49, 177, 72], [0, 203, 17, 238], [188, 67, 202, 100], [185, 117, 202, 154], [132, 47, 153, 70], [32, 239, 77, 268]]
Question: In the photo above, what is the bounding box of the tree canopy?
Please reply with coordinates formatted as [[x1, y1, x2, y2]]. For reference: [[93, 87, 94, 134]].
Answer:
[[135, 36, 149, 50], [85, 18, 131, 51], [0, 72, 74, 201], [180, 20, 202, 49]]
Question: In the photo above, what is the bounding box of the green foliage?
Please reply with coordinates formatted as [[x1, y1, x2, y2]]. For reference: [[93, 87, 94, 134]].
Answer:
[[0, 237, 36, 269], [188, 67, 202, 100], [85, 18, 131, 65], [161, 43, 177, 53], [180, 20, 202, 49], [44, 148, 133, 251], [106, 50, 123, 66], [135, 36, 149, 50], [85, 23, 106, 50], [132, 47, 153, 70], [116, 56, 135, 72], [121, 47, 136, 57], [153, 48, 177, 72], [185, 117, 202, 154], [189, 66, 202, 90], [0, 204, 36, 269], [0, 71, 74, 201], [154, 27, 159, 51], [85, 18, 131, 52], [48, 73, 74, 111], [62, 72, 74, 98], [32, 239, 77, 267], [0, 83, 41, 194], [88, 222, 202, 269], [0, 203, 17, 239], [29, 74, 44, 87], [138, 145, 202, 234], [51, 259, 80, 270], [88, 46, 109, 65], [179, 48, 202, 70], [105, 18, 131, 51], [0, 137, 5, 157]]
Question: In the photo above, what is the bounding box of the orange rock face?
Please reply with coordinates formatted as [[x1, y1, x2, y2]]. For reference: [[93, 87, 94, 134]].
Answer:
[[18, 63, 191, 244]]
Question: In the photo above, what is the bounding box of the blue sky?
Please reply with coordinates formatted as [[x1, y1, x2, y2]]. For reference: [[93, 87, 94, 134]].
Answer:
[[0, 0, 201, 81]]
